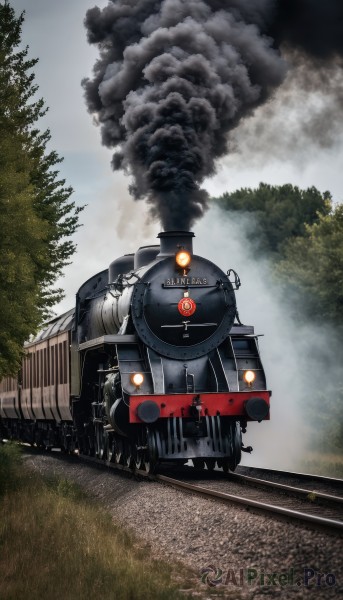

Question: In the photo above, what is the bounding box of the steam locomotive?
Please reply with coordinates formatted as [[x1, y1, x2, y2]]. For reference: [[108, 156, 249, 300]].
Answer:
[[0, 231, 271, 472]]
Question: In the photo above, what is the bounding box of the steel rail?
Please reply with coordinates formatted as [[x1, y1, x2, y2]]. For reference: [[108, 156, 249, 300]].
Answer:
[[226, 471, 343, 506], [238, 465, 343, 486], [155, 474, 343, 532]]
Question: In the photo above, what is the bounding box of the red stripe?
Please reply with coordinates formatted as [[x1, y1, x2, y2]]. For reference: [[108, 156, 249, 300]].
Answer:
[[129, 391, 271, 423]]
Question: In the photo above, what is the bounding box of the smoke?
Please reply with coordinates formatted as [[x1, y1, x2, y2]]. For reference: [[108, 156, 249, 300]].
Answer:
[[82, 0, 285, 230], [228, 56, 343, 165], [195, 208, 342, 470], [265, 0, 343, 59], [82, 1, 343, 230]]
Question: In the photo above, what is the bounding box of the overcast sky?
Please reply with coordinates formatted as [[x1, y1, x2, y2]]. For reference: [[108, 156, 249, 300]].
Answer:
[[11, 0, 343, 314]]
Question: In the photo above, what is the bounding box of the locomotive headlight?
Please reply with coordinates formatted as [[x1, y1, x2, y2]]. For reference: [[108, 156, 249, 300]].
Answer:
[[130, 373, 144, 388], [175, 250, 191, 269], [243, 370, 256, 386]]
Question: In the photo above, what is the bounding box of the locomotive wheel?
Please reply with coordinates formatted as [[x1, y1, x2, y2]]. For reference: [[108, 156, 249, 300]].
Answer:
[[77, 433, 87, 455], [85, 424, 95, 457], [95, 424, 105, 459], [124, 440, 134, 469], [205, 458, 216, 471], [134, 448, 144, 470], [220, 459, 230, 473], [144, 455, 157, 474], [102, 430, 109, 461], [83, 435, 90, 456], [114, 438, 125, 465], [192, 458, 205, 470], [86, 435, 95, 456], [144, 429, 158, 474], [107, 433, 114, 462], [220, 423, 242, 472], [133, 435, 144, 470], [228, 423, 242, 471]]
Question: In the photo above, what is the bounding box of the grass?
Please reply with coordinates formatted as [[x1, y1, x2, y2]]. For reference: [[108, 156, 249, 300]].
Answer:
[[0, 443, 198, 600], [296, 451, 343, 478]]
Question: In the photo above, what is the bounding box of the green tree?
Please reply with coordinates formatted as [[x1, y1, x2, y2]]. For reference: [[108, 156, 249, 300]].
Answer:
[[277, 204, 343, 325], [213, 183, 331, 257], [277, 206, 343, 455], [0, 2, 83, 378]]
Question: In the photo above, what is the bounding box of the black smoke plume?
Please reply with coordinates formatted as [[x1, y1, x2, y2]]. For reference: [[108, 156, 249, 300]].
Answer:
[[82, 1, 343, 230]]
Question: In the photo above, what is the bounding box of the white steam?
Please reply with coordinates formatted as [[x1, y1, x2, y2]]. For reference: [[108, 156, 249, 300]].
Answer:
[[195, 206, 333, 470]]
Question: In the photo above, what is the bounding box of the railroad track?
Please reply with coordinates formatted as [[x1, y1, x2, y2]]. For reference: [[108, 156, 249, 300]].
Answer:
[[155, 470, 343, 533], [20, 445, 343, 533], [74, 453, 343, 533], [236, 464, 343, 492], [226, 471, 343, 507]]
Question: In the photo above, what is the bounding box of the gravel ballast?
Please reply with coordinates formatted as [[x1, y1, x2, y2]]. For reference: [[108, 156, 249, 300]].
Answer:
[[23, 451, 342, 599]]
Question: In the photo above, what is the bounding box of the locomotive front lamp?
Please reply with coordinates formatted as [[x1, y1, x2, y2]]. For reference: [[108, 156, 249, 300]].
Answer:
[[131, 372, 144, 388], [175, 250, 191, 269], [243, 370, 256, 386]]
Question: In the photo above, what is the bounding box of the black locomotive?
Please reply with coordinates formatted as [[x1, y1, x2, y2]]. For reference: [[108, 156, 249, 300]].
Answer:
[[0, 231, 271, 472]]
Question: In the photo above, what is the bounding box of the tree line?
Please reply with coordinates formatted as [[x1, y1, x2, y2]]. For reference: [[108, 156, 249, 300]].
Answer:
[[213, 183, 343, 326], [0, 2, 83, 378]]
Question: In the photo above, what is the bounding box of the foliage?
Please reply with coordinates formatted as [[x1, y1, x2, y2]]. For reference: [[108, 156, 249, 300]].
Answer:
[[0, 2, 83, 377], [0, 446, 193, 600], [213, 183, 343, 327], [0, 442, 22, 497], [213, 183, 331, 256], [277, 204, 343, 324], [298, 452, 343, 479], [276, 204, 343, 455]]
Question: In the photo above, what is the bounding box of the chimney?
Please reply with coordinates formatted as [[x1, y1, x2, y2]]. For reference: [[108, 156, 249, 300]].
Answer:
[[157, 231, 194, 258]]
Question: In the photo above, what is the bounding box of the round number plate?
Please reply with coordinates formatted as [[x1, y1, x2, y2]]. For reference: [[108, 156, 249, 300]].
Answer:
[[178, 297, 197, 317]]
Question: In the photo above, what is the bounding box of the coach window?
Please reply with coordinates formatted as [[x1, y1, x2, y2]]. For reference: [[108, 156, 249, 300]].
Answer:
[[63, 341, 68, 384], [55, 345, 58, 386], [39, 350, 43, 388], [58, 342, 63, 384], [43, 348, 47, 387], [27, 358, 30, 388], [36, 350, 39, 388], [51, 347, 54, 386], [25, 358, 28, 388], [33, 353, 36, 388], [38, 350, 41, 388], [42, 351, 45, 387]]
